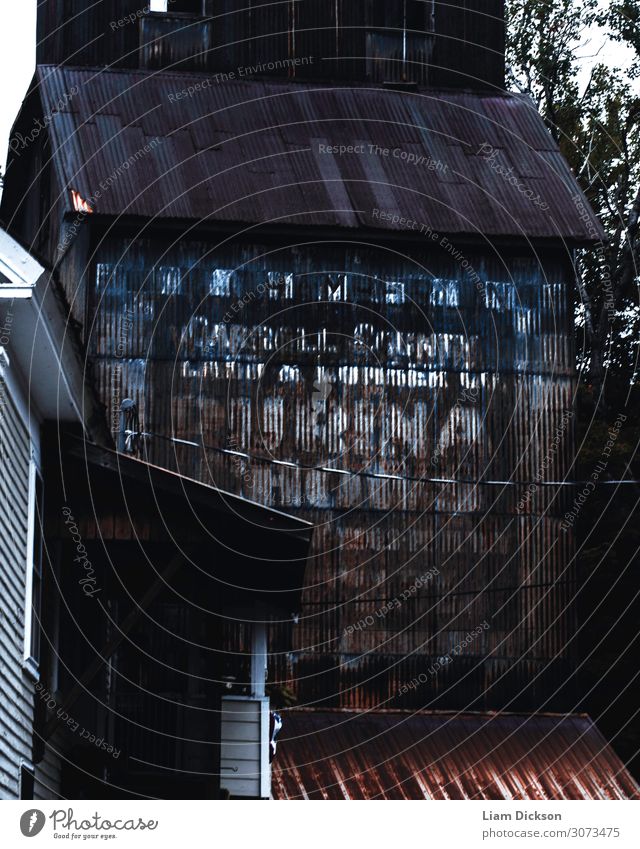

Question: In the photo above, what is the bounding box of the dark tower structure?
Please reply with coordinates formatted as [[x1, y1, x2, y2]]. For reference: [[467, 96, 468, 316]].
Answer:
[[36, 0, 505, 88], [2, 0, 603, 798]]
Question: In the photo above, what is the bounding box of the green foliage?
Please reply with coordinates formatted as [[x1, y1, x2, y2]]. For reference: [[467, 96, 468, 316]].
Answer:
[[507, 0, 640, 777], [600, 1, 640, 72], [506, 0, 596, 142]]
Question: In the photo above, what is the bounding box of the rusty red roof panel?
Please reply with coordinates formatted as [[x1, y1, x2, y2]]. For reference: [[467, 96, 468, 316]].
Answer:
[[37, 66, 602, 242], [271, 710, 640, 800]]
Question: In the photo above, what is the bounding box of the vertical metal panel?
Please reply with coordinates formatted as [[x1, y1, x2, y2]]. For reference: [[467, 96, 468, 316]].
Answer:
[[37, 0, 453, 83], [220, 696, 270, 798], [37, 0, 141, 68], [32, 67, 603, 240], [87, 235, 575, 710], [432, 0, 505, 89], [140, 15, 215, 71], [272, 711, 640, 800]]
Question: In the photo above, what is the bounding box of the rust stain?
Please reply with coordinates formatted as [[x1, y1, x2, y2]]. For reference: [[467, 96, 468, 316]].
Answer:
[[37, 65, 602, 240], [272, 710, 640, 800]]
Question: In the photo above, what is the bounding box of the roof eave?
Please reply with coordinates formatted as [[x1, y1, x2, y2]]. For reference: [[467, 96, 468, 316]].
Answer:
[[63, 433, 313, 543]]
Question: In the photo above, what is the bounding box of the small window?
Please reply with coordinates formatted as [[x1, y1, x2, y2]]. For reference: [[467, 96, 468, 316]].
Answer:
[[19, 762, 35, 800], [23, 466, 44, 674], [367, 0, 434, 83], [370, 0, 432, 31]]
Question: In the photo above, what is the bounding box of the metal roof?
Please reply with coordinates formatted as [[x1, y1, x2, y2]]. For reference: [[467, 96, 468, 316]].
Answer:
[[271, 709, 640, 800], [63, 434, 313, 541], [37, 65, 602, 242], [59, 434, 312, 615]]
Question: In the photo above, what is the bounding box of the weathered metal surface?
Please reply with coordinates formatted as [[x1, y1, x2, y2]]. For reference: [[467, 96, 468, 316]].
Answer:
[[36, 0, 141, 68], [140, 14, 215, 72], [36, 65, 602, 240], [36, 1, 502, 86], [82, 234, 577, 710], [139, 0, 438, 85], [1, 17, 597, 718], [4, 0, 615, 799], [271, 710, 640, 800], [432, 0, 505, 89], [0, 372, 32, 799], [41, 435, 311, 797]]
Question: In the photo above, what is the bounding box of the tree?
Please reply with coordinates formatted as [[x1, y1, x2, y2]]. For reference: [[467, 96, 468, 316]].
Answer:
[[507, 0, 640, 403], [507, 0, 640, 778]]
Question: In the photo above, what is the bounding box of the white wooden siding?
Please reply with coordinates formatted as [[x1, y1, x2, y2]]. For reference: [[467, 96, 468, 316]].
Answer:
[[0, 374, 33, 798]]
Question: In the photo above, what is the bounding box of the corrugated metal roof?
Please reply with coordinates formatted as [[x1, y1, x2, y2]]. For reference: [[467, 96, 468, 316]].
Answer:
[[272, 710, 640, 799], [37, 66, 602, 241]]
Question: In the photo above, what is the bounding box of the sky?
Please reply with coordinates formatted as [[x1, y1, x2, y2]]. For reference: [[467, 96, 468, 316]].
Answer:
[[0, 1, 636, 181], [0, 0, 37, 178]]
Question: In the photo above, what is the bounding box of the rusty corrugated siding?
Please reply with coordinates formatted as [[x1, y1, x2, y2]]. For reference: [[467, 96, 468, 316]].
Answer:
[[36, 65, 602, 241], [23, 40, 596, 716], [36, 1, 499, 86], [271, 710, 640, 800], [85, 236, 578, 711]]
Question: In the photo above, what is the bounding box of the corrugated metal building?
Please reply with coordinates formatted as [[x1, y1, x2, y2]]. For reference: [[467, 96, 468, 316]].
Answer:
[[1, 0, 627, 799], [4, 64, 600, 710]]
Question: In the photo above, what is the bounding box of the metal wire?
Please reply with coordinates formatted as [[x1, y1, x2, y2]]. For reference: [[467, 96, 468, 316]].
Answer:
[[132, 431, 639, 488]]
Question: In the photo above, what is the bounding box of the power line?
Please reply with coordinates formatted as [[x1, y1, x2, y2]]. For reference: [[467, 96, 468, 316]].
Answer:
[[130, 430, 640, 489]]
